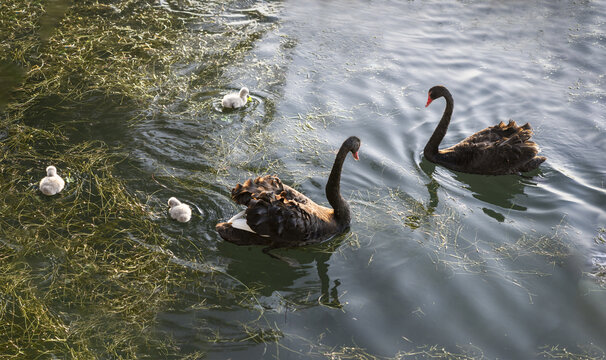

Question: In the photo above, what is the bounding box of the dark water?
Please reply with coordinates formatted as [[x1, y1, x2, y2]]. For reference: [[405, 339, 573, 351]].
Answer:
[[67, 0, 606, 358]]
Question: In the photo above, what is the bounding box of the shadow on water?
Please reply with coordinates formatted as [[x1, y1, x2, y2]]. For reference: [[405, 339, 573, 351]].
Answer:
[[419, 159, 440, 212], [419, 157, 536, 222], [454, 172, 532, 222], [220, 234, 347, 309], [20, 94, 135, 147], [0, 61, 25, 109]]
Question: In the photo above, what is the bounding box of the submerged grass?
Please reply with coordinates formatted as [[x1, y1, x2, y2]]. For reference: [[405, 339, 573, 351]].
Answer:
[[590, 227, 606, 288], [1, 0, 603, 359], [538, 344, 606, 360], [0, 140, 176, 357], [2, 0, 179, 108], [353, 184, 579, 302], [0, 0, 278, 357]]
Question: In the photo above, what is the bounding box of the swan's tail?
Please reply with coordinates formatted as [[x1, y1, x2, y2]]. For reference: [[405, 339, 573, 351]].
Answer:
[[518, 156, 546, 173], [215, 221, 271, 245]]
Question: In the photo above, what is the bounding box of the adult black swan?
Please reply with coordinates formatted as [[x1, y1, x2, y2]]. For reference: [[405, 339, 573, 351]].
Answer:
[[424, 85, 545, 175], [216, 136, 361, 255]]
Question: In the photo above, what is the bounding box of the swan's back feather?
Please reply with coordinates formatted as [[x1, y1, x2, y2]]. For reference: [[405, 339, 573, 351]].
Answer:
[[169, 203, 192, 223], [221, 175, 338, 246], [231, 175, 310, 206], [39, 175, 65, 196], [439, 120, 545, 175]]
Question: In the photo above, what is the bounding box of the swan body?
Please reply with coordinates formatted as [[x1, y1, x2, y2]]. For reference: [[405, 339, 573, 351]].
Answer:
[[216, 136, 361, 252], [168, 197, 192, 223], [39, 166, 65, 196], [221, 87, 249, 109], [424, 85, 545, 175]]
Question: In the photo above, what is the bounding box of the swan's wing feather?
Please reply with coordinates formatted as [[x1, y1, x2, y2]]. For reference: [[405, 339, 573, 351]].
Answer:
[[229, 175, 337, 244], [231, 175, 313, 205], [445, 120, 544, 174], [245, 193, 317, 242], [459, 120, 525, 145], [231, 175, 283, 205], [278, 183, 312, 204]]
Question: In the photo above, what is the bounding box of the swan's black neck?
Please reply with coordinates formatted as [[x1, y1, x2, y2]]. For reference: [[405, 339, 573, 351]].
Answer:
[[424, 90, 454, 162], [325, 144, 351, 225]]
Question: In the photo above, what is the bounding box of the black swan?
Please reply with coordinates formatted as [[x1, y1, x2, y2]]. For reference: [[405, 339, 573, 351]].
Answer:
[[216, 136, 361, 254], [424, 85, 545, 175]]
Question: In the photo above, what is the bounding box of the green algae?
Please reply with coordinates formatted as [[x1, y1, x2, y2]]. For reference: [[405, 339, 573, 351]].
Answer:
[[0, 0, 274, 357]]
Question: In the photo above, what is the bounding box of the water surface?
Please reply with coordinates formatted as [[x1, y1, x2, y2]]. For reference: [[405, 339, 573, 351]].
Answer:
[[48, 0, 606, 358]]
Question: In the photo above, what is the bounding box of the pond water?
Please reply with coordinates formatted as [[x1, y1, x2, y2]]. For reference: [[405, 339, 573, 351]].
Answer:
[[43, 0, 606, 358]]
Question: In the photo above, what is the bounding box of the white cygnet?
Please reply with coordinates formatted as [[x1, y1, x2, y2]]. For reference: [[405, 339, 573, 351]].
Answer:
[[168, 197, 192, 223], [39, 165, 65, 196], [221, 87, 249, 109]]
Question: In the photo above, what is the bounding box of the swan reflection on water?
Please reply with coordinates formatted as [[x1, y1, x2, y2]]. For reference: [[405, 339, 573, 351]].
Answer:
[[221, 233, 347, 309], [419, 157, 536, 222]]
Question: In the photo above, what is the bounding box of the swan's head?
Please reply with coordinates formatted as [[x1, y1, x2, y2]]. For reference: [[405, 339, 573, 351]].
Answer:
[[426, 85, 450, 107], [239, 87, 250, 99], [168, 197, 182, 207], [46, 166, 57, 176], [343, 136, 361, 161]]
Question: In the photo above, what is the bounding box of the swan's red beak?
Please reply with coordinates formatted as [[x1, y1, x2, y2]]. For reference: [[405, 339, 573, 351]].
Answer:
[[352, 151, 359, 161], [425, 94, 433, 107]]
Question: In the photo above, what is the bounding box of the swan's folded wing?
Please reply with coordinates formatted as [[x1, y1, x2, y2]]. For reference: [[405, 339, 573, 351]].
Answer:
[[460, 120, 529, 146], [244, 191, 316, 243], [277, 183, 312, 205], [448, 120, 541, 173], [231, 175, 311, 206], [230, 175, 336, 243], [231, 175, 283, 206]]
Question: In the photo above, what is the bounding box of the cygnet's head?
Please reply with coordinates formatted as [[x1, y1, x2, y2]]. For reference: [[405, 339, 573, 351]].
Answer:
[[239, 87, 249, 99], [168, 197, 182, 207], [46, 166, 57, 176]]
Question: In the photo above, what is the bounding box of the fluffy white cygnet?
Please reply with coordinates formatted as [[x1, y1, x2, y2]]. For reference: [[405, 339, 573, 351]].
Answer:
[[39, 165, 65, 196], [168, 197, 192, 223], [221, 87, 249, 109]]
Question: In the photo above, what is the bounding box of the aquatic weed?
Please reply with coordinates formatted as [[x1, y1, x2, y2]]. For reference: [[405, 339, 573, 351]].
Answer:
[[0, 0, 279, 357]]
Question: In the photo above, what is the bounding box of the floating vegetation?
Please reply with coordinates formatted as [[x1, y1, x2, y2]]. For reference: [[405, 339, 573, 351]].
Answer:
[[1, 0, 604, 358], [350, 185, 578, 301], [269, 335, 485, 360], [0, 140, 177, 357], [589, 264, 606, 289], [423, 215, 574, 300], [0, 0, 278, 357], [538, 344, 606, 360], [590, 227, 606, 288]]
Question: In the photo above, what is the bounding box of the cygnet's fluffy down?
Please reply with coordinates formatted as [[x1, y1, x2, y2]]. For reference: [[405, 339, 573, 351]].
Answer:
[[168, 197, 192, 223], [39, 165, 65, 196], [221, 87, 249, 109]]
